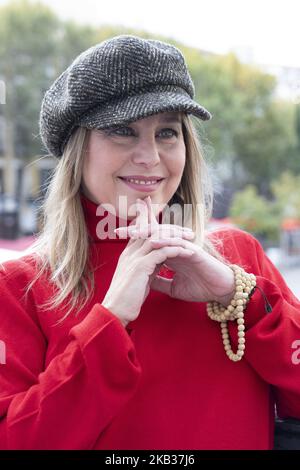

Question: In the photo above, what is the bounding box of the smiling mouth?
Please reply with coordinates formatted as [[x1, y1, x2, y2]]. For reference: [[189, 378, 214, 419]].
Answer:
[[118, 177, 164, 184], [117, 177, 165, 192]]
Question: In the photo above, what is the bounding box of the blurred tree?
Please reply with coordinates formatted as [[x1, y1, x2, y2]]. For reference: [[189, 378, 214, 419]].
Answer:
[[54, 21, 98, 73], [229, 171, 300, 243], [233, 101, 298, 196], [0, 1, 99, 160], [271, 171, 300, 219], [0, 0, 98, 197], [0, 0, 59, 160], [296, 105, 300, 143], [0, 0, 59, 194], [189, 53, 296, 195], [229, 185, 280, 242], [288, 105, 300, 175]]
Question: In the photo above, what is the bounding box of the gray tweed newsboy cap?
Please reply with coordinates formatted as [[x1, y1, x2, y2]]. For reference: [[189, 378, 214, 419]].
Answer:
[[39, 34, 212, 158]]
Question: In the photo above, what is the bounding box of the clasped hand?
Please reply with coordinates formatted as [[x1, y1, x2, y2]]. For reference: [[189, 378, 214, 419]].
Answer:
[[115, 196, 235, 307]]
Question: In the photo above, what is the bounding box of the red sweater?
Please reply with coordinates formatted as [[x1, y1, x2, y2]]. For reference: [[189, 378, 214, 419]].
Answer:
[[0, 193, 300, 450]]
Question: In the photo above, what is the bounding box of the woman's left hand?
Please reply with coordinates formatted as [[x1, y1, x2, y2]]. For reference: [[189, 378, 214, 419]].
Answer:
[[115, 196, 236, 306]]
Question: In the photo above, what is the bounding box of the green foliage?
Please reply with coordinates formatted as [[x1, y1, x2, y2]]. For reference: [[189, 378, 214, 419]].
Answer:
[[0, 0, 59, 157], [185, 52, 298, 193], [271, 171, 300, 219], [229, 171, 300, 241], [229, 185, 280, 241], [233, 101, 298, 194], [0, 0, 97, 158]]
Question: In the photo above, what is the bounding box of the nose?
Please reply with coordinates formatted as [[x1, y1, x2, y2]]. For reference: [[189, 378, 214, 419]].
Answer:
[[131, 136, 161, 167]]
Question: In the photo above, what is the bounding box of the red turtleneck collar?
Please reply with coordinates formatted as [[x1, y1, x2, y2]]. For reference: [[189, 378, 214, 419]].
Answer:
[[80, 191, 131, 243], [80, 191, 163, 244]]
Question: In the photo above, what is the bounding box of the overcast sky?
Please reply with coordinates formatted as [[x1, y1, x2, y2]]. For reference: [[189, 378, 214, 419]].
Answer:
[[1, 0, 299, 68]]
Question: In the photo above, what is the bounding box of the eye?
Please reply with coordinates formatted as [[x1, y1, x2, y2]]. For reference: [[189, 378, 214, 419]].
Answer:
[[107, 127, 179, 138], [158, 128, 178, 139], [109, 127, 134, 137]]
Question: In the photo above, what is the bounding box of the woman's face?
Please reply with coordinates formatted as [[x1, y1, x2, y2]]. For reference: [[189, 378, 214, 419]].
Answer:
[[81, 111, 186, 220]]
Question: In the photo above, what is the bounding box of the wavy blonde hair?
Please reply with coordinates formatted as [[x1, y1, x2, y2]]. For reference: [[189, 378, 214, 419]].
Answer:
[[24, 113, 228, 323]]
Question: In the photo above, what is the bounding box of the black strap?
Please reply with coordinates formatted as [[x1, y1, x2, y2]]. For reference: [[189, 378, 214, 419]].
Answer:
[[249, 285, 273, 313]]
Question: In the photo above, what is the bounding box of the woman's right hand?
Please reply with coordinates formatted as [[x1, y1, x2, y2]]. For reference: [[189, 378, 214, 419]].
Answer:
[[101, 198, 195, 327]]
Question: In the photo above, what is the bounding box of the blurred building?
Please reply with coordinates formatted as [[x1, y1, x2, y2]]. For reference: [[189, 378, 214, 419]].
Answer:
[[0, 155, 56, 238], [280, 218, 300, 266]]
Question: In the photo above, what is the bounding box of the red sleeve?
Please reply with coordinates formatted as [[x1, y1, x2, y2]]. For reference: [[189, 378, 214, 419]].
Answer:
[[0, 266, 141, 450], [225, 230, 300, 419]]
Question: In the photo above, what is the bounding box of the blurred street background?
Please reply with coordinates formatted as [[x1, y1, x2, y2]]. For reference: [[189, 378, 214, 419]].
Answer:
[[0, 0, 299, 299]]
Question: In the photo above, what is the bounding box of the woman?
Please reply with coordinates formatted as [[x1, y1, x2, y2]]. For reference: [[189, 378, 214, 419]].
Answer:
[[0, 35, 299, 450]]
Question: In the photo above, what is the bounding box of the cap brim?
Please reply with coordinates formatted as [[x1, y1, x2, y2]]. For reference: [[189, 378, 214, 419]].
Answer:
[[78, 90, 212, 130]]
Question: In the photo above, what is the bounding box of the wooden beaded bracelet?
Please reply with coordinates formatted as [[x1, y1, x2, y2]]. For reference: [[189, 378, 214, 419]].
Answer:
[[206, 264, 257, 362]]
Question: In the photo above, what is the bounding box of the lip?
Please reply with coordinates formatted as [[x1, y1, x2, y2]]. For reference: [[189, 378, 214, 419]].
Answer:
[[117, 177, 164, 192], [118, 175, 164, 181]]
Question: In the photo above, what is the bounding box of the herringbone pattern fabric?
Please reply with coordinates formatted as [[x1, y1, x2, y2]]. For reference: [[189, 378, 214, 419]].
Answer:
[[39, 35, 212, 158]]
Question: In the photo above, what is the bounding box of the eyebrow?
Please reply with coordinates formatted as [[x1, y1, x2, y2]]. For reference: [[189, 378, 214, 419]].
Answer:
[[158, 115, 182, 123]]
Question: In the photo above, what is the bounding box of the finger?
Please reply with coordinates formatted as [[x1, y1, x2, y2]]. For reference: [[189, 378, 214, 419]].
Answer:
[[140, 227, 194, 240], [124, 223, 191, 254], [145, 196, 159, 231], [114, 224, 150, 239], [141, 239, 194, 263], [114, 224, 195, 239], [150, 275, 173, 296], [122, 232, 145, 253], [151, 229, 195, 240], [155, 223, 194, 232], [121, 223, 194, 233], [134, 198, 149, 231], [148, 262, 164, 284], [152, 246, 194, 262], [149, 237, 195, 251], [147, 230, 195, 242], [136, 224, 182, 239]]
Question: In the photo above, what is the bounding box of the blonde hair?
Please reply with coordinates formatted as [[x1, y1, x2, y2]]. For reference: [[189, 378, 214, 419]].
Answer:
[[24, 114, 228, 323]]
